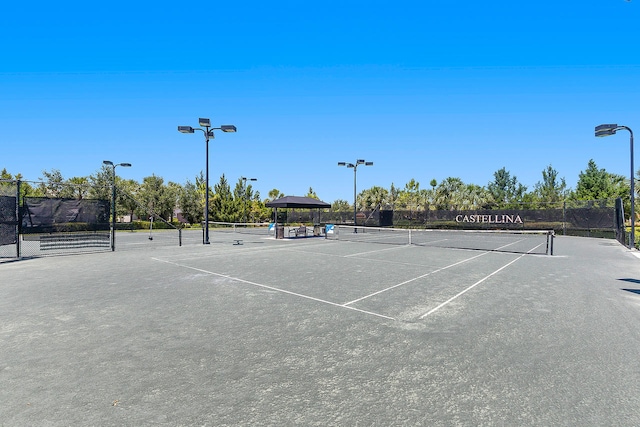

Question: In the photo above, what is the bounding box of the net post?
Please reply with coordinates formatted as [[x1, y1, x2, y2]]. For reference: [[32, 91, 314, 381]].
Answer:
[[545, 232, 549, 255], [179, 228, 182, 246], [545, 231, 554, 256]]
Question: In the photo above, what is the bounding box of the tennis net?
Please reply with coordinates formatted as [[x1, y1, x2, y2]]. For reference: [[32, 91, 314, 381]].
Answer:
[[325, 225, 554, 255], [209, 221, 274, 236]]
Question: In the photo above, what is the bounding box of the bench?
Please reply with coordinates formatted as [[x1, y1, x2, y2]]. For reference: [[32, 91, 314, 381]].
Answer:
[[289, 225, 308, 238], [233, 239, 243, 245], [40, 233, 111, 250]]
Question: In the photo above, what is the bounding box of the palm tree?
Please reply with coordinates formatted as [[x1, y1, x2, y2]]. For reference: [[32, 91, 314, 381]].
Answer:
[[460, 184, 490, 210], [67, 177, 90, 199], [435, 177, 464, 210], [357, 186, 386, 211]]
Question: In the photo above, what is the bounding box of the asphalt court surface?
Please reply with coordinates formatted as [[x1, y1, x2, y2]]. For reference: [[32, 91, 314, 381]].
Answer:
[[153, 236, 548, 322], [3, 231, 640, 425]]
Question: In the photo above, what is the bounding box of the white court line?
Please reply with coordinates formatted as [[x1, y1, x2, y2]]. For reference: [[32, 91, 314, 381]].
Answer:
[[419, 242, 545, 319], [152, 238, 544, 321], [152, 257, 396, 321]]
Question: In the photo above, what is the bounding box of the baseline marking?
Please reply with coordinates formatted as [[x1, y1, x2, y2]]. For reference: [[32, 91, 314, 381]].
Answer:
[[152, 257, 396, 321]]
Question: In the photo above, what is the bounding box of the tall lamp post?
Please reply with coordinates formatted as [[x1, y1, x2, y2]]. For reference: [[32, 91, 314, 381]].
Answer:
[[338, 159, 373, 229], [241, 176, 257, 223], [178, 118, 237, 244], [103, 160, 131, 252], [595, 124, 635, 249]]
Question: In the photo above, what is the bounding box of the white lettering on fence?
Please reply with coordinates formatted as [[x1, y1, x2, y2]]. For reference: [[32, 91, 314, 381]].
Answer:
[[455, 214, 523, 224]]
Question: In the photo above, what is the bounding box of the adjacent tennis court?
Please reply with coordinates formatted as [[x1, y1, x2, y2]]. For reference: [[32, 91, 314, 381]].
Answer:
[[2, 230, 640, 425]]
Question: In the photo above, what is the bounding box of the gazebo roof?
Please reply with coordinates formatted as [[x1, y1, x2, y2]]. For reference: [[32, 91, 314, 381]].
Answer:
[[265, 196, 331, 209]]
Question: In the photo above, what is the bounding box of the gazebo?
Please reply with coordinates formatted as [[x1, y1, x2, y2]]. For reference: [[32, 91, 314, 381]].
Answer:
[[265, 196, 331, 238]]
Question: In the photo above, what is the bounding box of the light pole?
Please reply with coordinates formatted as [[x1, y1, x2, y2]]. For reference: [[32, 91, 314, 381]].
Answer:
[[595, 124, 635, 249], [178, 118, 237, 244], [103, 160, 131, 252], [338, 159, 373, 228], [241, 176, 257, 223]]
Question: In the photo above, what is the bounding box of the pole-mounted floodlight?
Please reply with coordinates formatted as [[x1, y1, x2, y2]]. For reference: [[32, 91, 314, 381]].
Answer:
[[338, 159, 374, 229], [595, 123, 635, 249], [595, 124, 618, 138], [178, 126, 195, 134], [103, 160, 131, 251], [178, 117, 237, 244]]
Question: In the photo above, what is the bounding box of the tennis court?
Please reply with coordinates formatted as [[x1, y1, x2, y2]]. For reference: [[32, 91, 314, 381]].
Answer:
[[2, 230, 640, 425]]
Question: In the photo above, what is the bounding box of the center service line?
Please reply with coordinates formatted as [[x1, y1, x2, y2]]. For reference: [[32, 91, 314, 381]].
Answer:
[[152, 257, 396, 321]]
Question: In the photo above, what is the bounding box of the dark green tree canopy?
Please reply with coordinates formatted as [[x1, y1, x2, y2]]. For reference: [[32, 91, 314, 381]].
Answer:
[[211, 174, 234, 222], [487, 167, 527, 208], [534, 164, 567, 205], [575, 159, 628, 201]]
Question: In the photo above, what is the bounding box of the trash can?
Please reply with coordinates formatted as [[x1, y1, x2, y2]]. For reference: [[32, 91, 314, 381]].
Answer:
[[276, 225, 285, 239], [313, 224, 322, 236]]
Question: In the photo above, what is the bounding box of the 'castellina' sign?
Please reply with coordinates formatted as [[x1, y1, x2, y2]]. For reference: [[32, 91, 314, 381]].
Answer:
[[455, 214, 524, 224]]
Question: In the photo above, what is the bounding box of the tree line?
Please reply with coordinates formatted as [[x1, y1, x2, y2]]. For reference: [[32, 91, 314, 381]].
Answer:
[[351, 160, 631, 213], [0, 159, 634, 225]]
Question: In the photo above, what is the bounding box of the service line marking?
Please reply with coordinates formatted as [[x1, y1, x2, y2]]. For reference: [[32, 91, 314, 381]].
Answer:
[[343, 251, 490, 306], [419, 242, 545, 319], [343, 239, 540, 308]]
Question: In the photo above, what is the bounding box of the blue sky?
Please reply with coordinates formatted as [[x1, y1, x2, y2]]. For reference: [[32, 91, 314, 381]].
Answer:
[[1, 1, 639, 203]]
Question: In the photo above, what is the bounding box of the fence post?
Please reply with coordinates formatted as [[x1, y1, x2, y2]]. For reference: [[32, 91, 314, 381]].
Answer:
[[562, 200, 566, 236]]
